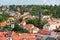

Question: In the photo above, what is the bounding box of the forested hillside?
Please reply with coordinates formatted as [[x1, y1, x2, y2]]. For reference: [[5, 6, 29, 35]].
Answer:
[[5, 5, 60, 18], [0, 5, 60, 18]]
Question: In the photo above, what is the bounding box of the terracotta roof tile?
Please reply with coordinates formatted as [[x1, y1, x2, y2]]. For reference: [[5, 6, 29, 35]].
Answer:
[[8, 17, 14, 20], [48, 20, 57, 24], [26, 24, 35, 29], [0, 32, 35, 40], [0, 22, 7, 27], [20, 19, 26, 25], [56, 32, 60, 34], [38, 29, 52, 35]]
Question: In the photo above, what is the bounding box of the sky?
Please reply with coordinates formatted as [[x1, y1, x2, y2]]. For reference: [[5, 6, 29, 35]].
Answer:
[[0, 0, 60, 6]]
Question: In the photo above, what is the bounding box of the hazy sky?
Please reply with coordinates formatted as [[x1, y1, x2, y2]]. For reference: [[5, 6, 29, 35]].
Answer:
[[0, 0, 60, 6]]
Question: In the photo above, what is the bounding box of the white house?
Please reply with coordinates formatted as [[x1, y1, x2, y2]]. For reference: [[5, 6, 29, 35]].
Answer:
[[10, 22, 15, 28], [43, 20, 58, 30], [32, 27, 39, 33]]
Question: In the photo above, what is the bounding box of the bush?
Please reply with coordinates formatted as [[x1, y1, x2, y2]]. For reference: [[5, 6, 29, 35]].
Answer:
[[54, 30, 60, 32]]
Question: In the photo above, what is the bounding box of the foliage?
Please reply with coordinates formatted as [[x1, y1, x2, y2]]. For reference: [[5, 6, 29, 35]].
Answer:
[[54, 29, 60, 32], [0, 13, 10, 22], [1, 5, 60, 17], [12, 23, 29, 33], [3, 25, 13, 31], [26, 18, 34, 24], [26, 18, 48, 29], [19, 17, 23, 22]]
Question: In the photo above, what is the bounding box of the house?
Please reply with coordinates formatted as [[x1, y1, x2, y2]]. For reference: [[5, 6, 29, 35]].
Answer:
[[0, 11, 3, 14], [0, 32, 7, 40], [9, 11, 15, 16], [7, 17, 14, 22], [16, 7, 21, 12], [0, 21, 7, 27], [0, 32, 36, 40], [14, 11, 21, 19], [38, 29, 52, 35], [20, 19, 39, 33], [26, 24, 35, 33], [19, 19, 26, 29], [41, 15, 51, 20], [43, 20, 57, 30], [43, 20, 60, 30], [2, 6, 7, 11], [7, 17, 14, 25], [26, 24, 35, 30], [31, 27, 39, 33], [23, 12, 30, 16], [6, 34, 13, 40], [18, 33, 36, 40], [20, 19, 26, 26], [26, 24, 39, 33], [10, 22, 15, 28]]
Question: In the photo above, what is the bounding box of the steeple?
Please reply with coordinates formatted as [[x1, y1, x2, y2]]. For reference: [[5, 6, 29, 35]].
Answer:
[[39, 12, 43, 21], [41, 12, 43, 17]]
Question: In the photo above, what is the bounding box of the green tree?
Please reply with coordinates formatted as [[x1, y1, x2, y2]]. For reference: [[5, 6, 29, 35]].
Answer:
[[3, 25, 13, 31], [12, 23, 29, 33]]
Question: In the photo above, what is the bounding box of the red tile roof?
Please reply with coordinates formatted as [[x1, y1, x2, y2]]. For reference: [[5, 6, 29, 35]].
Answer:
[[31, 27, 38, 30], [56, 32, 60, 35], [0, 32, 35, 40], [18, 33, 35, 40], [0, 22, 7, 27], [8, 17, 14, 21], [0, 37, 6, 40], [20, 19, 26, 25], [48, 20, 57, 24], [38, 29, 52, 35], [26, 24, 35, 29]]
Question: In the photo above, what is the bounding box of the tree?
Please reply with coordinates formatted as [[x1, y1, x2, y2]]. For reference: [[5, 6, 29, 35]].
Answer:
[[26, 18, 48, 29], [3, 25, 13, 31], [12, 23, 29, 33], [0, 12, 10, 22], [26, 18, 33, 24]]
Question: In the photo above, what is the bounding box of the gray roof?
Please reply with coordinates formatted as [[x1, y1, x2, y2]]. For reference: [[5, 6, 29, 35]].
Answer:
[[45, 37, 56, 40]]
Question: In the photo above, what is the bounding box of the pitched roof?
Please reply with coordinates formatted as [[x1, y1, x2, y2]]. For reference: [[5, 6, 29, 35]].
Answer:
[[20, 19, 26, 25], [8, 17, 14, 20], [38, 29, 52, 35], [18, 33, 35, 39], [26, 24, 35, 29], [31, 27, 39, 30], [0, 37, 6, 40], [0, 22, 7, 27], [48, 20, 57, 24], [0, 32, 36, 40], [56, 32, 60, 35]]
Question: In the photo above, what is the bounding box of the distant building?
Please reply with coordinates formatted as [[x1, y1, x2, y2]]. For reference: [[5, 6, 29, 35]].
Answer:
[[6, 34, 13, 40], [10, 22, 15, 28], [0, 11, 3, 14], [20, 19, 26, 26], [41, 15, 51, 20], [40, 12, 51, 20], [26, 24, 39, 33], [0, 21, 7, 27], [38, 29, 51, 35], [43, 20, 60, 30], [0, 32, 36, 40]]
